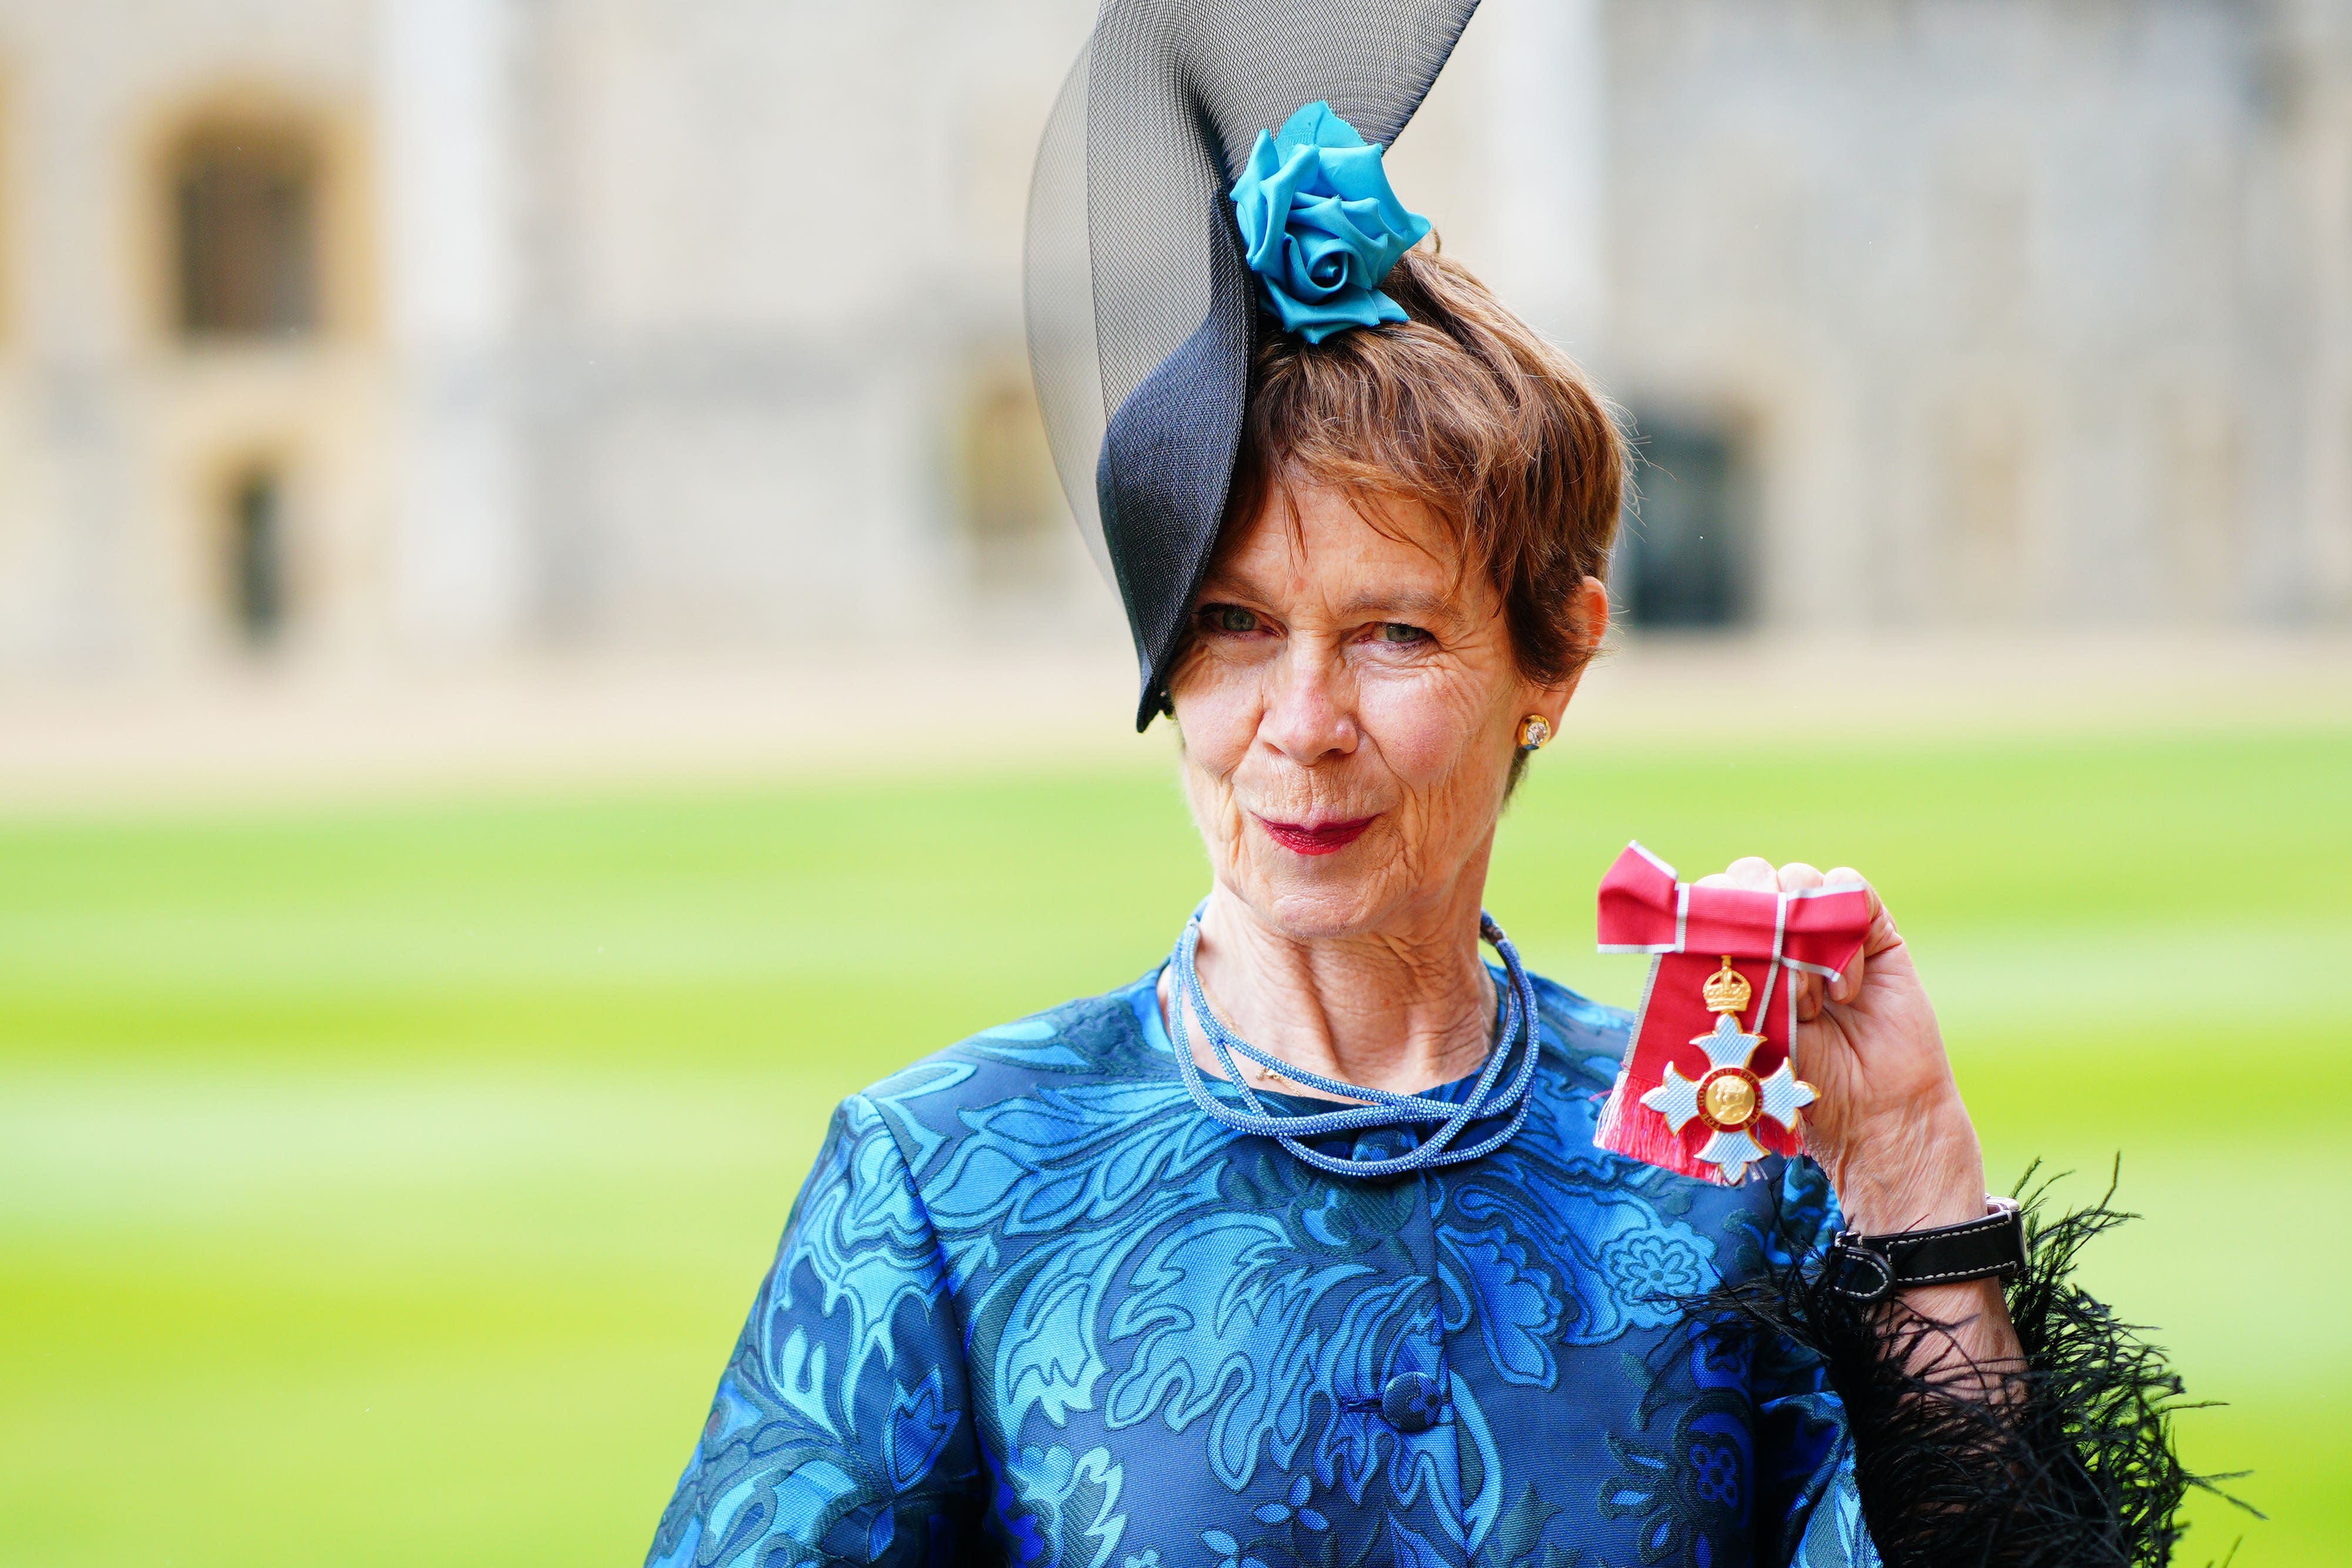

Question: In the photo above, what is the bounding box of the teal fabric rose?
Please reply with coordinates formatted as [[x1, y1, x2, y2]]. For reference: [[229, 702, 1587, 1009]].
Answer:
[[1229, 101, 1432, 344]]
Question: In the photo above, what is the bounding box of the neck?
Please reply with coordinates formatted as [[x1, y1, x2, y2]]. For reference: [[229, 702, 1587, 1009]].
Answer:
[[1165, 875, 1501, 1099]]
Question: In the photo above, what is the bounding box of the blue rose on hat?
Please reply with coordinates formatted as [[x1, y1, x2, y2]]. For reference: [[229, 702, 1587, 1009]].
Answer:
[[1230, 101, 1433, 344]]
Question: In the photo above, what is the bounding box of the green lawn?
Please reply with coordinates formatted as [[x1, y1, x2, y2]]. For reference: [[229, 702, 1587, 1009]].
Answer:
[[2, 724, 2343, 1565]]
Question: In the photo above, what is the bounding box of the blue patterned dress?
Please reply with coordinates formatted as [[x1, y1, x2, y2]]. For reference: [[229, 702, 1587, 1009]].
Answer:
[[647, 965, 1878, 1568]]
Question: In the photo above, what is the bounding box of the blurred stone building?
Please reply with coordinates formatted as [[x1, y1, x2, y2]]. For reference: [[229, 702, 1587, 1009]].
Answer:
[[0, 0, 2345, 673], [1581, 0, 2352, 629]]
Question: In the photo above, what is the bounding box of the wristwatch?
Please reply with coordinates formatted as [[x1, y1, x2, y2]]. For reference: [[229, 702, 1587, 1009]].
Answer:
[[1824, 1196, 2027, 1304]]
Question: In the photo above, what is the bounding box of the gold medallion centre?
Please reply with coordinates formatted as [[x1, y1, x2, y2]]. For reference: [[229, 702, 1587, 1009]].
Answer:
[[1699, 1068, 1760, 1129]]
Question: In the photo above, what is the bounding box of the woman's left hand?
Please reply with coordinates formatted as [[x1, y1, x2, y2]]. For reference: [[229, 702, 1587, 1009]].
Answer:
[[1702, 858, 2023, 1373], [1696, 858, 1987, 1236]]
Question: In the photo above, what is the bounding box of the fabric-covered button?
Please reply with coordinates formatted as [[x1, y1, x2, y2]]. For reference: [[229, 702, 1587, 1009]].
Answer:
[[1381, 1371, 1445, 1433]]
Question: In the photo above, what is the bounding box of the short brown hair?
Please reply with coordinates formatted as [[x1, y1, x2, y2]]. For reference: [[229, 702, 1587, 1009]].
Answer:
[[1221, 245, 1623, 691]]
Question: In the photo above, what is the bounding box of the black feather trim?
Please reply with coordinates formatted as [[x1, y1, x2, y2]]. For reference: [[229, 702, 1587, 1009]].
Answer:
[[1690, 1165, 2249, 1567]]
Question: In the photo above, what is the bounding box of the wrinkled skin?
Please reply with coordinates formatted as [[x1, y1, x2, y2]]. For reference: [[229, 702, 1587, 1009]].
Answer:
[[1160, 479, 2020, 1370]]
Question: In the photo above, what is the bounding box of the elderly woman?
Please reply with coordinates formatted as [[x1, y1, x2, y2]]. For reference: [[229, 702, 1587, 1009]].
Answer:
[[649, 9, 2186, 1566]]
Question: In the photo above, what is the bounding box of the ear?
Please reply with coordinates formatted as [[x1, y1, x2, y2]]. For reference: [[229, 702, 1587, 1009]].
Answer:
[[1526, 576, 1611, 731]]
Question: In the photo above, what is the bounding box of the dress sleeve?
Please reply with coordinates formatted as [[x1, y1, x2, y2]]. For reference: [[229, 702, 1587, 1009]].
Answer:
[[1721, 1159, 2201, 1568], [1748, 1161, 1880, 1566], [646, 1095, 980, 1567]]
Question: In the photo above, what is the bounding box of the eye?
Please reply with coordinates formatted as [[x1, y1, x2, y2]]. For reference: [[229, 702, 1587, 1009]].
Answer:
[[1200, 604, 1262, 634], [1374, 622, 1429, 646]]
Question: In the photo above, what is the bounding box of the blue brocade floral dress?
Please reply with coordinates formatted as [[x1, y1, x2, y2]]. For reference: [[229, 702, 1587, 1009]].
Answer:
[[647, 966, 1879, 1568]]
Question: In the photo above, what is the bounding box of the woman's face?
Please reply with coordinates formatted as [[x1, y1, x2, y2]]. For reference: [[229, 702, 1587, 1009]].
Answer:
[[1168, 481, 1595, 940]]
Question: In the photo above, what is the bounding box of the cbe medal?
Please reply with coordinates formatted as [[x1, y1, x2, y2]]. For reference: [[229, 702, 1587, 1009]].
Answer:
[[1637, 958, 1815, 1184], [1589, 844, 1872, 1186]]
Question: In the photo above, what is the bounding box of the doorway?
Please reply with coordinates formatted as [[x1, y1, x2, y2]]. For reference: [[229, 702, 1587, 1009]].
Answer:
[[1618, 414, 1753, 628]]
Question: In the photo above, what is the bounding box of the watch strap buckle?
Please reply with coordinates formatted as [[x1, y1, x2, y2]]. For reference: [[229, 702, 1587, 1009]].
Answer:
[[1825, 1232, 1896, 1304]]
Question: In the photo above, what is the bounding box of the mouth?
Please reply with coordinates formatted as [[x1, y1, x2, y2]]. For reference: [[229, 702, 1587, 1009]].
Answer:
[[1255, 814, 1379, 856]]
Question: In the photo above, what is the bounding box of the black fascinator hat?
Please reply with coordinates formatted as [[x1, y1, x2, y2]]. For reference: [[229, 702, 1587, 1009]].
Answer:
[[1025, 0, 1481, 730]]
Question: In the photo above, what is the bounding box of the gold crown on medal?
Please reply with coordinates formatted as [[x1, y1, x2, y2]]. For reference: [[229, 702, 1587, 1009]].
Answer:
[[1702, 956, 1752, 1015]]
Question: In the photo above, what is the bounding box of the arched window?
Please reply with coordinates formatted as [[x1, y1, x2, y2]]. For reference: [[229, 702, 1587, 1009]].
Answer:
[[171, 125, 319, 339]]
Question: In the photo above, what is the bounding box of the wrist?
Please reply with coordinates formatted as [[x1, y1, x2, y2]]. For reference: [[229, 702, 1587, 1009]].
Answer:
[[1826, 1106, 1987, 1234]]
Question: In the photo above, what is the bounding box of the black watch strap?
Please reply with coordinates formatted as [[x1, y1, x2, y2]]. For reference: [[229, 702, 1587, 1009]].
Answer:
[[1824, 1196, 2027, 1304]]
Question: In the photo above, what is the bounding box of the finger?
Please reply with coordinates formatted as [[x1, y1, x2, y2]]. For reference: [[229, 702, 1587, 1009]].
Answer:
[[1777, 861, 1825, 892], [1700, 855, 1775, 892], [1822, 867, 1889, 1000], [1790, 968, 1823, 1022]]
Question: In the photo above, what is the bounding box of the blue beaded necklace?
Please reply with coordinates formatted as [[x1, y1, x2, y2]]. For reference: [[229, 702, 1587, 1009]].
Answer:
[[1168, 907, 1545, 1177]]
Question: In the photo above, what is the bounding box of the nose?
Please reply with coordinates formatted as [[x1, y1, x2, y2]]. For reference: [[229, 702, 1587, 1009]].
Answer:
[[1258, 640, 1358, 764]]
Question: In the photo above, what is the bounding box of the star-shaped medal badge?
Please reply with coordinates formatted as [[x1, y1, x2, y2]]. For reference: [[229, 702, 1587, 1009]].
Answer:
[[1639, 957, 1816, 1183]]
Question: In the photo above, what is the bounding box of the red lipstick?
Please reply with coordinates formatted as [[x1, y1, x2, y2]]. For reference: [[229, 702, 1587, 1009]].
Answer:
[[1257, 815, 1377, 855]]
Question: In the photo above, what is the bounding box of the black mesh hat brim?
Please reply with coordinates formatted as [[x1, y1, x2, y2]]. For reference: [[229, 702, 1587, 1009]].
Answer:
[[1025, 0, 1481, 730]]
